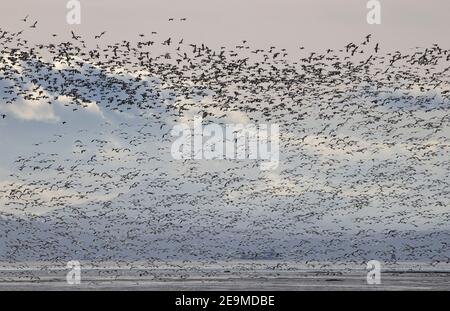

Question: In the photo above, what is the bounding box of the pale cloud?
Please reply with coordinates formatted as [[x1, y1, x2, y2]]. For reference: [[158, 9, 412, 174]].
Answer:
[[57, 95, 104, 118], [2, 98, 59, 122]]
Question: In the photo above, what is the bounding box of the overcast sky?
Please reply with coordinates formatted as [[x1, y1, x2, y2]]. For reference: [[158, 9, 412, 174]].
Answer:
[[1, 0, 450, 51], [1, 0, 449, 261]]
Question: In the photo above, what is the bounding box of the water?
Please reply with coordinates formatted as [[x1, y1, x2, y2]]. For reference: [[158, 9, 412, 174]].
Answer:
[[0, 261, 449, 290]]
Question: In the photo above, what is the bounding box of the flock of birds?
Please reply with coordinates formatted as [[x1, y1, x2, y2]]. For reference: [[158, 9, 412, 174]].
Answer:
[[0, 16, 449, 267]]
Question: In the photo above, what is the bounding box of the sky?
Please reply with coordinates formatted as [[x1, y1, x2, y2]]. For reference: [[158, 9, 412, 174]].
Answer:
[[1, 0, 450, 51], [0, 0, 449, 262]]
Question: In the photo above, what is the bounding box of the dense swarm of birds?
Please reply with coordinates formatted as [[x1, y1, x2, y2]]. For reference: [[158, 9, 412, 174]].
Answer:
[[0, 19, 449, 266]]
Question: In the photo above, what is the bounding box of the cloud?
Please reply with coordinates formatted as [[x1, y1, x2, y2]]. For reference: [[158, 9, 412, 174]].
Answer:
[[2, 98, 59, 122], [56, 95, 104, 118]]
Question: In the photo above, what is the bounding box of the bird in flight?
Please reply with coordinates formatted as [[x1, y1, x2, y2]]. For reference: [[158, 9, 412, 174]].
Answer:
[[71, 31, 81, 40], [95, 31, 106, 39]]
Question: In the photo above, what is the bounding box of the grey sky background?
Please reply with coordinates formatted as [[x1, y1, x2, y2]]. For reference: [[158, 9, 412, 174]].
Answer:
[[1, 0, 449, 261], [1, 0, 450, 51]]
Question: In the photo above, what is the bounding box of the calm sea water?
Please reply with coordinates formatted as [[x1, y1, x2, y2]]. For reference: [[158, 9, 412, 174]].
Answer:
[[1, 261, 449, 290]]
